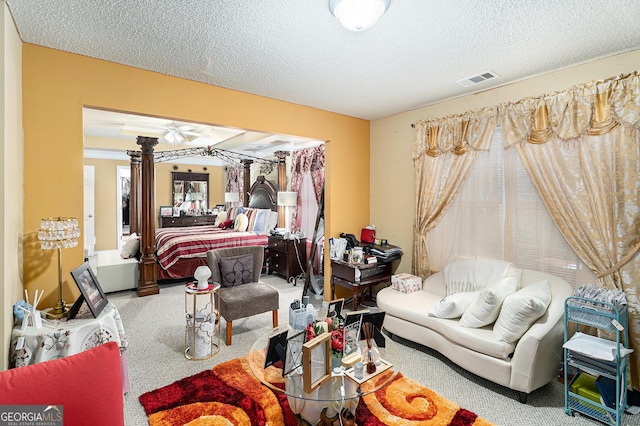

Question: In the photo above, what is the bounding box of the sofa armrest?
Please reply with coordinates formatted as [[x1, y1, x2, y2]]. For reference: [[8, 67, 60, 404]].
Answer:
[[0, 341, 124, 426], [422, 272, 445, 296]]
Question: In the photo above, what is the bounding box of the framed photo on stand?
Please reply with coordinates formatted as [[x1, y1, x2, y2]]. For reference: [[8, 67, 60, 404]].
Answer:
[[159, 206, 173, 217], [326, 298, 344, 320], [69, 262, 108, 318], [264, 328, 288, 369], [302, 332, 331, 393], [283, 329, 306, 376]]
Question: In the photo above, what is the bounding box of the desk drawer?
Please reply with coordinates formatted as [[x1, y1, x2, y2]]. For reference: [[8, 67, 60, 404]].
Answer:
[[270, 251, 287, 276], [268, 238, 288, 251], [332, 262, 389, 282]]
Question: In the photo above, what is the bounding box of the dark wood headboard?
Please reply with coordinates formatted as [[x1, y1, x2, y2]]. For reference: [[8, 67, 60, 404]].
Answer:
[[248, 175, 277, 211]]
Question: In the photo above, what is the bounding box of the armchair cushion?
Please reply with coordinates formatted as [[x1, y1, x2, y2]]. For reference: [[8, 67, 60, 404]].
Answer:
[[219, 254, 254, 287]]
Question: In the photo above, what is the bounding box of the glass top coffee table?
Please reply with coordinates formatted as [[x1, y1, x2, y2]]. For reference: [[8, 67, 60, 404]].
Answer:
[[247, 325, 402, 425]]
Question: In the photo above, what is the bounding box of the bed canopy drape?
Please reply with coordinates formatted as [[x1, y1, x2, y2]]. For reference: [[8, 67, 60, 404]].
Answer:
[[290, 145, 325, 234], [127, 141, 289, 297]]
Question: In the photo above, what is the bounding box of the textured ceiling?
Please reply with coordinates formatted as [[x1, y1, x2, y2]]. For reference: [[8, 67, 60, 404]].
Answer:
[[6, 0, 640, 120]]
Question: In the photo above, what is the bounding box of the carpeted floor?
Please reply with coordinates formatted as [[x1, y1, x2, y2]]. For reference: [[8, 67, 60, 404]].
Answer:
[[139, 355, 494, 425], [109, 275, 621, 425]]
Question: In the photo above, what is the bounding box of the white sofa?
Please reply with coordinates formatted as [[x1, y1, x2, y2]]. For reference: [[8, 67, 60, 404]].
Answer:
[[376, 261, 573, 402]]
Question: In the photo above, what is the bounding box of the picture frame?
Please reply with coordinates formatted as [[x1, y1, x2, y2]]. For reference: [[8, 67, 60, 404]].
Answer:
[[263, 328, 289, 369], [159, 206, 173, 217], [302, 332, 331, 393], [361, 311, 386, 347], [326, 298, 344, 320], [70, 262, 108, 318], [283, 329, 306, 376]]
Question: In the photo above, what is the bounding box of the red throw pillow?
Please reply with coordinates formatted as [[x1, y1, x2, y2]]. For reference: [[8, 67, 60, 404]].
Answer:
[[219, 219, 234, 229]]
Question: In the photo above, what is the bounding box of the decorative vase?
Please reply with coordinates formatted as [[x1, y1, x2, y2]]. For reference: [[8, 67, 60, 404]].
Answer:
[[331, 353, 342, 370], [361, 345, 380, 374]]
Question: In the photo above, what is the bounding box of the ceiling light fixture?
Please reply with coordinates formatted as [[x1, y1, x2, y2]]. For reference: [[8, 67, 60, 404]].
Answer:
[[329, 0, 390, 32]]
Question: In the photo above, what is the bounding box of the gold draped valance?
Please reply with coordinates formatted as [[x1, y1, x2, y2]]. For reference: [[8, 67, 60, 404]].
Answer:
[[500, 71, 639, 147], [413, 106, 498, 159]]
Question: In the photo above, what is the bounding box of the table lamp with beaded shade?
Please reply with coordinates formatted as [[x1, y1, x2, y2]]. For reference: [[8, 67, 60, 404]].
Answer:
[[38, 217, 80, 319]]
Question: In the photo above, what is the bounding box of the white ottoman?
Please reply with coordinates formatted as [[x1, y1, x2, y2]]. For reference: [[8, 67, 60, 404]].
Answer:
[[96, 250, 139, 293]]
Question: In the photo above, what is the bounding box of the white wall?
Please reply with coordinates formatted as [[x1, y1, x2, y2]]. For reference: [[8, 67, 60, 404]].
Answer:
[[370, 49, 640, 275], [1, 2, 24, 371]]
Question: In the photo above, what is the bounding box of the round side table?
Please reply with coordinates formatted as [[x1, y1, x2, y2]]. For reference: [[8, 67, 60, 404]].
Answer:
[[184, 282, 221, 360]]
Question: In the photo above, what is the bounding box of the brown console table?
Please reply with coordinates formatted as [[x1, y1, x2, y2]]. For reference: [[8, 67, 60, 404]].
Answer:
[[160, 215, 216, 228], [330, 259, 394, 311]]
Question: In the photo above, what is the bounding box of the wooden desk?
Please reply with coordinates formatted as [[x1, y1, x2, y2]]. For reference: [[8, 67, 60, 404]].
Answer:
[[330, 259, 393, 310]]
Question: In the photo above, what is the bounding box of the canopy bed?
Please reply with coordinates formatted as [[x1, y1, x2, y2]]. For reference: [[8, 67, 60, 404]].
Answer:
[[127, 137, 289, 296]]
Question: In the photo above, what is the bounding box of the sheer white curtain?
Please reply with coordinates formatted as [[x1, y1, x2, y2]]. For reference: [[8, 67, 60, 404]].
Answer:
[[427, 127, 595, 288], [296, 170, 319, 239]]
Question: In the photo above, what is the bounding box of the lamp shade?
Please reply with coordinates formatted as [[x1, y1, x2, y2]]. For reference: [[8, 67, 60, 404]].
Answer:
[[38, 217, 80, 250], [277, 191, 297, 207], [329, 0, 390, 32], [224, 192, 239, 203]]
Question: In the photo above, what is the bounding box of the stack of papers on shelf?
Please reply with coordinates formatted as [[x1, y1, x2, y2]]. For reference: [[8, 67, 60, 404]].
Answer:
[[563, 332, 634, 361], [367, 243, 402, 260]]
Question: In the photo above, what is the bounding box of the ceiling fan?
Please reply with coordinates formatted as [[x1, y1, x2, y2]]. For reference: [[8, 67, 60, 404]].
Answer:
[[161, 122, 206, 145]]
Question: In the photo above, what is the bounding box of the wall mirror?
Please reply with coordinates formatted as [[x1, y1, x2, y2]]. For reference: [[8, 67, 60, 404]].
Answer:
[[172, 172, 209, 213]]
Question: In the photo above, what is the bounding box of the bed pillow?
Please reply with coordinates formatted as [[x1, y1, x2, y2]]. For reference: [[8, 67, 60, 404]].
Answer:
[[428, 291, 480, 318], [267, 211, 278, 232], [234, 213, 249, 232], [219, 254, 254, 287], [219, 219, 234, 229], [251, 209, 271, 234], [459, 275, 518, 328], [120, 233, 139, 259], [214, 211, 227, 227], [493, 279, 551, 343]]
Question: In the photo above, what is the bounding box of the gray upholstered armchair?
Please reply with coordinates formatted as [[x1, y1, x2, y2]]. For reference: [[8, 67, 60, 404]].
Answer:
[[206, 245, 279, 345]]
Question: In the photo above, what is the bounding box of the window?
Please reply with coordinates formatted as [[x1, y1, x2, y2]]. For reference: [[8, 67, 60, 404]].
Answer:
[[427, 128, 594, 288]]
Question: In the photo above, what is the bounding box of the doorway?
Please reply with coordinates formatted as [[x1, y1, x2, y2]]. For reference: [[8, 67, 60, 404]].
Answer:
[[83, 165, 95, 257], [117, 166, 131, 251]]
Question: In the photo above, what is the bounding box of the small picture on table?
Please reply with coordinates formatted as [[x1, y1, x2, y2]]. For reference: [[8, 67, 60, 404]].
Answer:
[[326, 298, 344, 320], [70, 262, 108, 318], [160, 206, 173, 217]]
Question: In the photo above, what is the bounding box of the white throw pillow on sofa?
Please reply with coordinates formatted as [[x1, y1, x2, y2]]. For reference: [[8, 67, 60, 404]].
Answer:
[[428, 291, 480, 318], [493, 279, 551, 343], [459, 275, 518, 328]]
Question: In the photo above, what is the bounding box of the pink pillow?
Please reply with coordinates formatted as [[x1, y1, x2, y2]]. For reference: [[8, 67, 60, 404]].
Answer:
[[0, 341, 124, 426]]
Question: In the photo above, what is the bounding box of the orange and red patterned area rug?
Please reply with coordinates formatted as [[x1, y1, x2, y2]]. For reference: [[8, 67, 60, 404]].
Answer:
[[139, 355, 495, 426]]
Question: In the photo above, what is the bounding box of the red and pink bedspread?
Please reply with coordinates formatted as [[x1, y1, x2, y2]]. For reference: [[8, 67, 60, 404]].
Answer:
[[156, 225, 268, 277]]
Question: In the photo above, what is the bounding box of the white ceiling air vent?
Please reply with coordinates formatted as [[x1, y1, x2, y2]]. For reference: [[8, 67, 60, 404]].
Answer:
[[455, 70, 500, 88]]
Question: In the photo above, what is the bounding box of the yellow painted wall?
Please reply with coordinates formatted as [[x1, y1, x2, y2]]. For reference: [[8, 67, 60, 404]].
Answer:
[[1, 2, 24, 370], [22, 44, 370, 309], [370, 49, 640, 274]]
